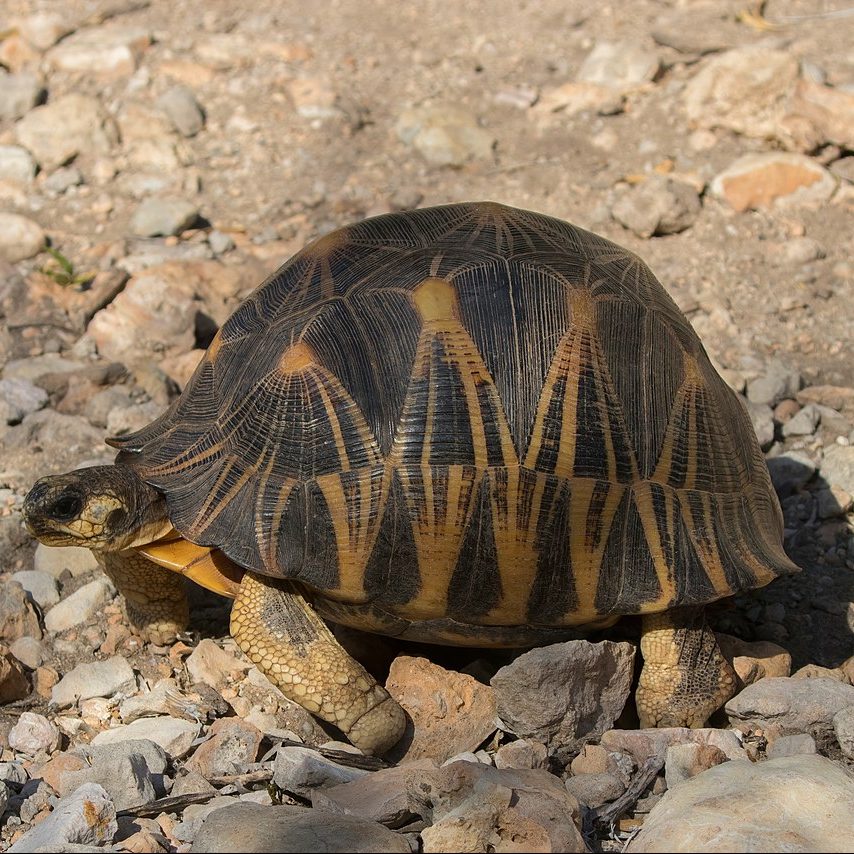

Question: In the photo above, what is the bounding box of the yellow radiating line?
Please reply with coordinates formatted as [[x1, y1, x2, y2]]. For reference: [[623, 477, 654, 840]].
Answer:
[[569, 479, 624, 619], [632, 482, 677, 612], [265, 476, 298, 573], [310, 369, 351, 473], [255, 452, 280, 575], [684, 490, 731, 596]]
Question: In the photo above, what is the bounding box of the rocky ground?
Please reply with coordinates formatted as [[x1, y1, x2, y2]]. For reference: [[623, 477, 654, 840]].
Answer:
[[0, 0, 853, 851]]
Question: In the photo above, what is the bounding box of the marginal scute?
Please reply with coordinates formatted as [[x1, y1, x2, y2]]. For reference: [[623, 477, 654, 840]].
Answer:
[[119, 202, 798, 631]]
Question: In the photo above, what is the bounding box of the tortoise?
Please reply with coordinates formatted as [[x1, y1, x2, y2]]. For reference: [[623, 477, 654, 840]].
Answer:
[[23, 202, 798, 755]]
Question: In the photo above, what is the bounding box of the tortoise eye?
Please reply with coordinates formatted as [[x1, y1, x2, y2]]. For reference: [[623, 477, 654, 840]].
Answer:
[[51, 492, 83, 521]]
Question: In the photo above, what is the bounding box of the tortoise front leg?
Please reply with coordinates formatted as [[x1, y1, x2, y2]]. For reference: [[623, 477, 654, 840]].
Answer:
[[636, 607, 737, 728], [230, 571, 406, 756], [101, 551, 189, 645]]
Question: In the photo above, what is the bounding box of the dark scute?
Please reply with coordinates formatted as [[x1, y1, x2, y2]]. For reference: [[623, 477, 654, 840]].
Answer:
[[527, 476, 577, 623], [572, 346, 610, 479], [447, 472, 501, 620], [428, 336, 476, 465], [475, 377, 508, 467], [596, 487, 663, 613], [363, 471, 420, 605], [274, 482, 339, 589], [649, 484, 716, 606], [597, 300, 684, 479], [534, 373, 567, 473]]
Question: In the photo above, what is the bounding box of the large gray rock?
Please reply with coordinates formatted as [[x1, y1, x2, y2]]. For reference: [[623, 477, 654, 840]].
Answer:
[[130, 197, 200, 237], [611, 176, 701, 238], [14, 94, 117, 171], [33, 544, 99, 578], [273, 746, 369, 797], [395, 103, 494, 167], [51, 656, 136, 707], [0, 72, 43, 121], [626, 755, 854, 852], [833, 706, 854, 760], [44, 578, 114, 632], [10, 570, 59, 608], [59, 752, 157, 811], [726, 677, 854, 738], [821, 445, 854, 495], [0, 581, 42, 642], [0, 213, 45, 263], [408, 761, 586, 853], [577, 41, 660, 90], [385, 655, 497, 763], [491, 639, 635, 754], [766, 451, 816, 498], [90, 716, 200, 758], [157, 85, 205, 137], [189, 802, 410, 852], [8, 783, 117, 852]]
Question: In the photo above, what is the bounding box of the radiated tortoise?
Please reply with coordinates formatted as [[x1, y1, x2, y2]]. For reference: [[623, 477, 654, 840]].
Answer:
[[23, 202, 798, 755]]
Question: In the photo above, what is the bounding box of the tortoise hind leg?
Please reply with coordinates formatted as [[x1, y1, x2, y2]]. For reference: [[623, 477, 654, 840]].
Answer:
[[102, 551, 189, 645], [230, 571, 406, 756], [636, 607, 737, 728]]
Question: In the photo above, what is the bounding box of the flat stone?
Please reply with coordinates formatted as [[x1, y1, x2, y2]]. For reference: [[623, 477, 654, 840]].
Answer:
[[747, 364, 801, 407], [14, 12, 71, 50], [46, 26, 150, 76], [784, 236, 825, 265], [44, 578, 114, 633], [790, 79, 854, 150], [273, 745, 370, 797], [76, 738, 168, 776], [60, 752, 157, 811], [494, 738, 549, 770], [119, 677, 179, 722], [0, 72, 43, 121], [600, 728, 748, 763], [565, 771, 625, 808], [33, 544, 99, 578], [715, 634, 792, 685], [0, 378, 48, 425], [11, 570, 59, 608], [577, 41, 659, 90], [408, 761, 586, 853], [156, 85, 205, 137], [185, 717, 262, 779], [311, 758, 438, 826], [8, 712, 58, 755], [797, 385, 854, 414], [0, 145, 37, 184], [767, 733, 817, 758], [766, 451, 816, 498], [491, 639, 635, 755], [682, 47, 801, 148], [385, 655, 497, 763], [711, 152, 836, 212], [612, 176, 701, 238], [130, 197, 200, 237], [820, 445, 854, 495], [833, 706, 854, 760], [91, 717, 200, 759], [7, 783, 117, 853], [745, 401, 774, 450], [664, 743, 728, 788], [15, 94, 117, 172], [189, 802, 410, 853], [626, 755, 854, 853], [534, 82, 623, 119], [10, 636, 43, 669], [782, 404, 820, 437], [186, 638, 250, 691], [0, 213, 45, 263], [51, 656, 136, 707], [396, 103, 494, 167], [652, 5, 746, 55], [726, 676, 854, 739], [816, 484, 853, 519]]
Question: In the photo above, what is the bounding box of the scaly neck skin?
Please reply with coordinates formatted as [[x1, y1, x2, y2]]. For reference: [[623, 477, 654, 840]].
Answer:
[[22, 465, 172, 552]]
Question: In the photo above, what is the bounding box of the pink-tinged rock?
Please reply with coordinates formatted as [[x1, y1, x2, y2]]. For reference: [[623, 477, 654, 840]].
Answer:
[[725, 677, 854, 739], [185, 717, 262, 779], [664, 742, 729, 789], [494, 738, 549, 771], [385, 655, 497, 763], [790, 80, 854, 149], [600, 728, 747, 763], [490, 639, 635, 755], [626, 755, 854, 853], [716, 633, 791, 686], [711, 153, 836, 212], [185, 639, 250, 692], [311, 758, 439, 825], [408, 761, 586, 853], [8, 712, 58, 755], [682, 48, 799, 145]]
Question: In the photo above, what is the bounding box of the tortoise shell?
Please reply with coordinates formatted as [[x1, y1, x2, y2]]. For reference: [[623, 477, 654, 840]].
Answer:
[[109, 202, 797, 630]]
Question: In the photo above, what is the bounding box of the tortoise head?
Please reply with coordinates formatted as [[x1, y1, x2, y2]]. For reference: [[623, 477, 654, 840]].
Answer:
[[22, 465, 171, 552]]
